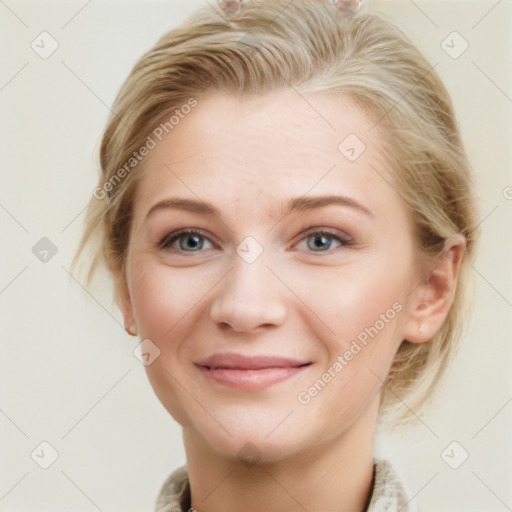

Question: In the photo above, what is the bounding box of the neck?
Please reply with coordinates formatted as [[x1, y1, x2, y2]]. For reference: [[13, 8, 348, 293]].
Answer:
[[183, 401, 378, 512]]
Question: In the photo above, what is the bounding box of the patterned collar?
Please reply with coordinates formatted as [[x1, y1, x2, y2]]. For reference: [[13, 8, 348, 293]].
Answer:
[[155, 458, 418, 512]]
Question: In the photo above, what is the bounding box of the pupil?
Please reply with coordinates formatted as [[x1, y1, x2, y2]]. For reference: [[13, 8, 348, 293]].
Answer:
[[311, 235, 330, 251], [183, 235, 201, 250]]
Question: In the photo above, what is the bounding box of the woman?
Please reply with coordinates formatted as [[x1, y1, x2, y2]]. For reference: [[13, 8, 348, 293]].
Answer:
[[73, 1, 479, 510]]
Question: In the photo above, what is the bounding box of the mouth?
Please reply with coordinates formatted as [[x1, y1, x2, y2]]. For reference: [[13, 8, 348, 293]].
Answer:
[[195, 353, 312, 391]]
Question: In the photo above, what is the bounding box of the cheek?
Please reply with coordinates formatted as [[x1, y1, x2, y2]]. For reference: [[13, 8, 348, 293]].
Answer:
[[291, 255, 411, 345], [294, 277, 405, 436], [291, 251, 413, 415], [129, 261, 201, 426], [130, 260, 201, 341]]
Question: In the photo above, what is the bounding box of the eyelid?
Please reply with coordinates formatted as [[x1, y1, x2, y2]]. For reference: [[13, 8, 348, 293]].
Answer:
[[158, 228, 215, 250], [299, 225, 352, 243]]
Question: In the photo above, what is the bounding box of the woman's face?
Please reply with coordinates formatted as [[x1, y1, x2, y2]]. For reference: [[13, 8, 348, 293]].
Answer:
[[122, 90, 424, 461]]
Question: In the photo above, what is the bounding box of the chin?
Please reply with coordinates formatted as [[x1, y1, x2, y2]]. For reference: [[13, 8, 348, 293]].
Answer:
[[198, 404, 319, 464], [203, 427, 302, 465]]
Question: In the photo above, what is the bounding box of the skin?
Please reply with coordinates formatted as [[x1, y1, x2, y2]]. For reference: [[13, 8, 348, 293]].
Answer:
[[119, 89, 464, 512]]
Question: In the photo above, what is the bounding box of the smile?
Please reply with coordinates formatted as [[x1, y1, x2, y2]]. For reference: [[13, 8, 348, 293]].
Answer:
[[195, 353, 312, 391]]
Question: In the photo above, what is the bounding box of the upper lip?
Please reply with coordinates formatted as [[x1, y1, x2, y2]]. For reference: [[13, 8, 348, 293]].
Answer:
[[197, 353, 311, 370]]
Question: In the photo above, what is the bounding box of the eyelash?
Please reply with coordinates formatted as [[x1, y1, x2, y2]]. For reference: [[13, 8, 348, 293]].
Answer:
[[157, 227, 353, 255]]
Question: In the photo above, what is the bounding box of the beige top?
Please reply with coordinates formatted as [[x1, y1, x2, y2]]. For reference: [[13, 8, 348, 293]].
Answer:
[[154, 458, 419, 512]]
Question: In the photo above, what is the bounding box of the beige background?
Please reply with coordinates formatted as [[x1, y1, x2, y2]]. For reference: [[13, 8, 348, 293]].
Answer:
[[1, 0, 511, 510]]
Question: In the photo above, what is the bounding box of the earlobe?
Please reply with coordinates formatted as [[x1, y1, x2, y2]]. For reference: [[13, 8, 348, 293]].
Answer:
[[403, 235, 466, 344], [125, 324, 138, 336]]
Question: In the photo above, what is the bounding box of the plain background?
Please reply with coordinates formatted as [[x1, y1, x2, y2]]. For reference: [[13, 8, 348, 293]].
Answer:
[[1, 0, 511, 510]]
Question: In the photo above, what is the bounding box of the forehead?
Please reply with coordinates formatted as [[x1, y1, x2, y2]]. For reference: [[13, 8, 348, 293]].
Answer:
[[133, 89, 395, 222]]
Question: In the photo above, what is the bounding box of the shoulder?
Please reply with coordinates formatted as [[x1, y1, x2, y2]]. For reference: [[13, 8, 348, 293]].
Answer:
[[154, 465, 190, 512], [368, 458, 419, 512]]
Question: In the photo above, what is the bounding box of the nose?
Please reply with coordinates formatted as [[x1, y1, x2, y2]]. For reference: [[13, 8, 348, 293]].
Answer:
[[209, 253, 287, 332]]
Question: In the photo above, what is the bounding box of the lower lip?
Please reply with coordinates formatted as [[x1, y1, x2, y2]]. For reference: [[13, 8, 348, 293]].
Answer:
[[197, 365, 310, 391]]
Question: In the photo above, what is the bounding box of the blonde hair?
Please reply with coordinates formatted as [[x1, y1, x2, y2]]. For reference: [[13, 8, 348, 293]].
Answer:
[[73, 0, 479, 427]]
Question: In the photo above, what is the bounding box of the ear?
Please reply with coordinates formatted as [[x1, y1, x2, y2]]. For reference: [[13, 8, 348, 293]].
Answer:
[[117, 271, 138, 337], [403, 235, 466, 344]]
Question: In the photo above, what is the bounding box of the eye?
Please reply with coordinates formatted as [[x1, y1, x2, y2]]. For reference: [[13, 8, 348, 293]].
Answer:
[[157, 227, 353, 254], [297, 228, 353, 253], [158, 229, 213, 253]]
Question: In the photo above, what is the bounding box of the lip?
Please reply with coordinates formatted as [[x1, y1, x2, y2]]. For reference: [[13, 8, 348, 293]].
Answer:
[[195, 353, 312, 391]]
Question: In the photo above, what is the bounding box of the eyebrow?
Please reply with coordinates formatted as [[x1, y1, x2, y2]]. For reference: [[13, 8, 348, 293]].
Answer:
[[145, 194, 374, 221]]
